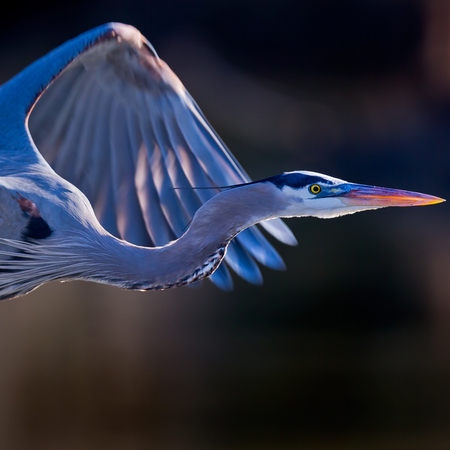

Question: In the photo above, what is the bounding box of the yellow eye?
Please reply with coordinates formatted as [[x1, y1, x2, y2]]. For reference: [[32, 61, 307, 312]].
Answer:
[[309, 184, 321, 194]]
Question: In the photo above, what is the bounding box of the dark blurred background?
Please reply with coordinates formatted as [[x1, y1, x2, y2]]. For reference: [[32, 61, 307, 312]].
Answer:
[[1, 0, 450, 449]]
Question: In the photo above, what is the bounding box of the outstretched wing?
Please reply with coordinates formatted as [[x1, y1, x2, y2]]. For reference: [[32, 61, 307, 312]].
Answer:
[[11, 23, 297, 289]]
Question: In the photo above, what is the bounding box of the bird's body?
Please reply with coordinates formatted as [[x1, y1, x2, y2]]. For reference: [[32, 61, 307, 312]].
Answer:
[[0, 23, 443, 300]]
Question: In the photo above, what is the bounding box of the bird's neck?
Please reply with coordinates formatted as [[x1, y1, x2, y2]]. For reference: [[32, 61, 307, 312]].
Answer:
[[87, 182, 285, 290]]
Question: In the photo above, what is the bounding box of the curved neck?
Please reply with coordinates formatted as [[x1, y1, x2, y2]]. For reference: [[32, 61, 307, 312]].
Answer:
[[87, 182, 285, 290]]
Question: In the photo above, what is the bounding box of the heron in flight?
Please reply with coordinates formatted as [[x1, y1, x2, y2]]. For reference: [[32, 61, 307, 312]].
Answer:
[[0, 23, 443, 300]]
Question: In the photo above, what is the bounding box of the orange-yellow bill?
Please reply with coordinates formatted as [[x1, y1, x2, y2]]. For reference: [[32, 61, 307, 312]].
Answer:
[[340, 185, 445, 207]]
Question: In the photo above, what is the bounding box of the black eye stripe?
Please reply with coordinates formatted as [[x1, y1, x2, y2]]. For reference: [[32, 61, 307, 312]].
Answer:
[[266, 173, 332, 190]]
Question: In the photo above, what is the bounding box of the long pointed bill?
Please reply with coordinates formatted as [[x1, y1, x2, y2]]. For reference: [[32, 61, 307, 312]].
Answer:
[[340, 184, 445, 207]]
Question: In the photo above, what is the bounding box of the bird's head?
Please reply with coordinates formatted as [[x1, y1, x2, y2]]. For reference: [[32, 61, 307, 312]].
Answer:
[[262, 171, 444, 219]]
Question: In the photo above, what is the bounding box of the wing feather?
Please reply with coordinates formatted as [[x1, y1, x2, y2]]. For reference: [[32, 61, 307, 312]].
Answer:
[[84, 92, 115, 205], [25, 23, 296, 288], [210, 264, 233, 291], [110, 102, 152, 246], [53, 76, 100, 182], [225, 240, 263, 285], [143, 96, 191, 236]]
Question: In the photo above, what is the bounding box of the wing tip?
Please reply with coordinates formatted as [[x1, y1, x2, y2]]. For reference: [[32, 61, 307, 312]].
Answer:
[[105, 23, 158, 57]]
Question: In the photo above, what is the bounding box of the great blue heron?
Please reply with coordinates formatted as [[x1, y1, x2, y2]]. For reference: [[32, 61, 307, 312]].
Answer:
[[0, 23, 443, 300]]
